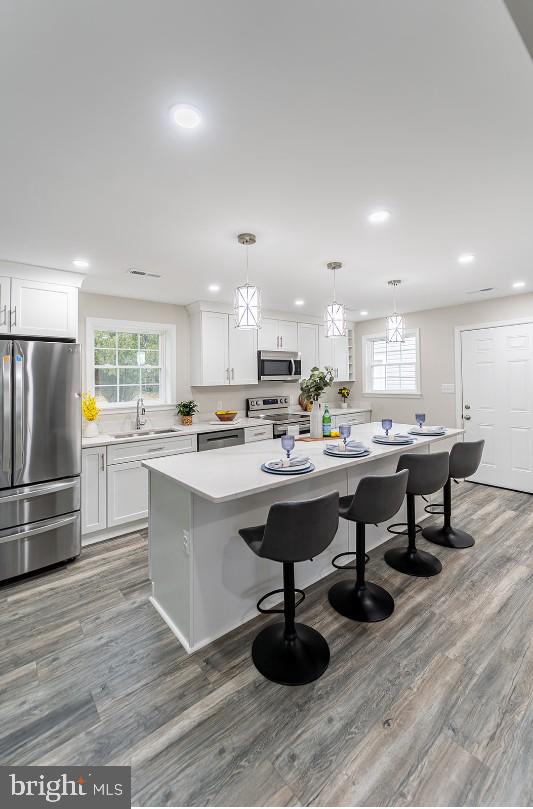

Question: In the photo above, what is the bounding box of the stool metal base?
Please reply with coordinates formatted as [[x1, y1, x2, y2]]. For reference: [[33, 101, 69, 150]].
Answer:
[[251, 622, 330, 686], [328, 580, 395, 622], [422, 524, 475, 549], [384, 546, 442, 577]]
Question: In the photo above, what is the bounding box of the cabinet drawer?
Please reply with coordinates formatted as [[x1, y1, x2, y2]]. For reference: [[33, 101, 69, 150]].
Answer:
[[332, 412, 371, 427], [107, 434, 196, 465], [244, 424, 274, 442]]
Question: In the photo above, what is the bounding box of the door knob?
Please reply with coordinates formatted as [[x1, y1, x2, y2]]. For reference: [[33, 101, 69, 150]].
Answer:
[[464, 404, 470, 409], [464, 415, 471, 420]]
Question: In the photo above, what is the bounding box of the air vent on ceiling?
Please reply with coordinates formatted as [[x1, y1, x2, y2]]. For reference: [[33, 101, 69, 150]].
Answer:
[[128, 268, 162, 278], [466, 287, 495, 294]]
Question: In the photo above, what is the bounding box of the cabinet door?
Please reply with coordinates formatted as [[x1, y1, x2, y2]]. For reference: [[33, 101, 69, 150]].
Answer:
[[319, 325, 335, 370], [0, 277, 10, 332], [200, 312, 230, 386], [81, 447, 106, 534], [229, 316, 258, 384], [107, 460, 148, 527], [278, 320, 298, 352], [10, 278, 78, 338], [297, 323, 319, 379], [257, 318, 279, 350], [334, 336, 350, 380]]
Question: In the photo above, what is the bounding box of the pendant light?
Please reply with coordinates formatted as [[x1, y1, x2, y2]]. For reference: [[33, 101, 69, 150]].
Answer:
[[386, 279, 405, 343], [324, 261, 346, 338], [234, 233, 261, 329]]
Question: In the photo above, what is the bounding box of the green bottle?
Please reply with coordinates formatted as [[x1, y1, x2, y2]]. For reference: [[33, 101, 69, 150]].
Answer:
[[322, 404, 331, 437]]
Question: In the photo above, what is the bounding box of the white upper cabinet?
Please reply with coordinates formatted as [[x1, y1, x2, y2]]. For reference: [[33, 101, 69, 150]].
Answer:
[[190, 310, 258, 386], [5, 278, 78, 339], [319, 326, 350, 381], [0, 277, 10, 332], [228, 317, 258, 384], [258, 318, 298, 351], [297, 322, 319, 379]]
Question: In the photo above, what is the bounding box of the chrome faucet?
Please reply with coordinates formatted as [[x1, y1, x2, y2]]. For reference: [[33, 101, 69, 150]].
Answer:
[[136, 397, 147, 430]]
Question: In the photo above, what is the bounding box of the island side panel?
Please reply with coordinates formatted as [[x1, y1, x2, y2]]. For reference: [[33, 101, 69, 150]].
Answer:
[[190, 469, 350, 651], [148, 470, 193, 651]]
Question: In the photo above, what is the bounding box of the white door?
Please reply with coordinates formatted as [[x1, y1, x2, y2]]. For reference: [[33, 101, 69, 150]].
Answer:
[[10, 278, 78, 338], [107, 460, 149, 527], [0, 277, 10, 332], [81, 447, 107, 534], [257, 318, 279, 350], [228, 316, 258, 384], [201, 312, 229, 386], [278, 320, 298, 351], [461, 323, 533, 492], [298, 323, 319, 379]]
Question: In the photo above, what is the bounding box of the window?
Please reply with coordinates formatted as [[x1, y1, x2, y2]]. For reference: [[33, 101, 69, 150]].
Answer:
[[86, 318, 176, 407], [363, 329, 421, 396]]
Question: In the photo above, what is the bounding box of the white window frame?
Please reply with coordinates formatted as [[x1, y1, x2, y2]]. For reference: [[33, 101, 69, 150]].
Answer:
[[85, 317, 176, 409], [362, 328, 421, 397]]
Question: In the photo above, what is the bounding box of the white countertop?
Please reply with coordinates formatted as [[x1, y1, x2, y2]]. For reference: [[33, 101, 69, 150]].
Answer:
[[82, 417, 269, 448], [143, 422, 462, 503]]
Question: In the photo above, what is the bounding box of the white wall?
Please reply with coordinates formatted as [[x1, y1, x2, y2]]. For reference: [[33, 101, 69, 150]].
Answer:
[[353, 292, 533, 426]]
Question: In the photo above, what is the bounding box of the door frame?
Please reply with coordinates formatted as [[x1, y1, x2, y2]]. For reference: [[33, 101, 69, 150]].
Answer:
[[454, 316, 533, 430]]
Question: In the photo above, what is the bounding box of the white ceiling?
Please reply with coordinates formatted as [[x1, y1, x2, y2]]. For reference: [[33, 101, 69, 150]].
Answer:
[[1, 0, 532, 320]]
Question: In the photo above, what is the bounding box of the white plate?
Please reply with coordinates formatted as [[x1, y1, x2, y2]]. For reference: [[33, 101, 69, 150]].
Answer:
[[372, 436, 414, 445], [324, 449, 370, 459], [265, 457, 311, 471]]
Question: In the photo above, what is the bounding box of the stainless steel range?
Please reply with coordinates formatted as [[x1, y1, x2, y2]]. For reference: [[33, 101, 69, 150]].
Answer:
[[247, 395, 310, 438]]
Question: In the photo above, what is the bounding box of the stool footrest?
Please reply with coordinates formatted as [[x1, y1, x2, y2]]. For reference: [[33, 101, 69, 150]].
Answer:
[[331, 551, 370, 570], [387, 522, 423, 537], [424, 503, 444, 515], [256, 588, 305, 614]]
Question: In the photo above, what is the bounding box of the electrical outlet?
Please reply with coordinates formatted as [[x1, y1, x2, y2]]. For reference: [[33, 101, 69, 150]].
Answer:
[[182, 530, 190, 556]]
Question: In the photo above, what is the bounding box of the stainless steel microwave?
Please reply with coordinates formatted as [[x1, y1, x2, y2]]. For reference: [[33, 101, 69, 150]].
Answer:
[[257, 350, 301, 382]]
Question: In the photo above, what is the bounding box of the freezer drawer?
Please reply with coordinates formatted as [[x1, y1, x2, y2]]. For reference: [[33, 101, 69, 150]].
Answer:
[[0, 511, 80, 581], [0, 477, 80, 531]]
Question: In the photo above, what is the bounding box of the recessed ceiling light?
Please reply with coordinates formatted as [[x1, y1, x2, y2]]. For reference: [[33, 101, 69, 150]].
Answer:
[[170, 104, 202, 129], [128, 268, 162, 278], [368, 209, 391, 224], [72, 258, 89, 269], [458, 253, 475, 264], [513, 281, 525, 288], [294, 299, 304, 306], [208, 284, 220, 292], [360, 310, 368, 316]]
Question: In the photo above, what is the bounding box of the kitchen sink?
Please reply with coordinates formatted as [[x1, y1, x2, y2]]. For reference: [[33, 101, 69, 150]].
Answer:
[[110, 428, 181, 439]]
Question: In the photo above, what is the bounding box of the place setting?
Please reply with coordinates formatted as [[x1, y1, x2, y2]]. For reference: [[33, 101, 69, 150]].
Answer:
[[407, 412, 447, 436], [261, 434, 315, 475], [372, 418, 417, 446], [323, 424, 371, 459]]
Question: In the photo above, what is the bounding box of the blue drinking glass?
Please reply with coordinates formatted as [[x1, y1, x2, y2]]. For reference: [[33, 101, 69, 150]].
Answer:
[[382, 418, 393, 437], [415, 412, 426, 429], [339, 423, 351, 449], [281, 434, 295, 459]]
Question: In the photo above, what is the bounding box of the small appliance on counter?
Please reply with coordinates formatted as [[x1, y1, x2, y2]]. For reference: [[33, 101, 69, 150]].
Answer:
[[247, 395, 310, 438], [0, 338, 81, 581], [257, 350, 301, 382]]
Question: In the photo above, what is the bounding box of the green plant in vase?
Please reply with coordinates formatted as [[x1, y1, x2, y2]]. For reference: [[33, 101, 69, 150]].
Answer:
[[299, 367, 335, 437], [177, 400, 199, 426], [338, 385, 351, 408]]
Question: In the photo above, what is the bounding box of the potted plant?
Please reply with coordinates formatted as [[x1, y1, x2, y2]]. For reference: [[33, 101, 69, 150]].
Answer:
[[299, 367, 335, 437], [177, 400, 199, 426], [338, 386, 351, 409], [81, 392, 101, 438]]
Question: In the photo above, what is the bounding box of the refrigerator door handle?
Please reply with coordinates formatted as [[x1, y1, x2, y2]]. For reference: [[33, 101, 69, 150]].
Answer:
[[13, 343, 24, 481], [0, 479, 79, 503], [0, 514, 78, 546], [1, 351, 11, 474]]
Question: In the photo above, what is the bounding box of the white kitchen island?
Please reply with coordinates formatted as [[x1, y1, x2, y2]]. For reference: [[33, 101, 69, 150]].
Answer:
[[143, 422, 462, 653]]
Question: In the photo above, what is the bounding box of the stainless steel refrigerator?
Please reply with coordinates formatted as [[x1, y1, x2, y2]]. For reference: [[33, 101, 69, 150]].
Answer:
[[0, 339, 81, 581]]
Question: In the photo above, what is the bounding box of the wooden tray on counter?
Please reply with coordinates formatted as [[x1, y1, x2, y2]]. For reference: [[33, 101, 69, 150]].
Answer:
[[297, 435, 340, 442]]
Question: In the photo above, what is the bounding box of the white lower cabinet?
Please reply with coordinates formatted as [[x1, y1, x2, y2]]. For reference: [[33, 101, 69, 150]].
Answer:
[[107, 460, 149, 528], [81, 447, 107, 535], [331, 411, 371, 429]]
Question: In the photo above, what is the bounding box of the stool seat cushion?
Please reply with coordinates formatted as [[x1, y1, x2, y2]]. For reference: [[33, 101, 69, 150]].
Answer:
[[238, 524, 266, 557]]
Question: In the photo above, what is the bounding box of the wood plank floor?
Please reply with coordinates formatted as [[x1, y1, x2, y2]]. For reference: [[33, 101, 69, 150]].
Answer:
[[0, 481, 531, 806]]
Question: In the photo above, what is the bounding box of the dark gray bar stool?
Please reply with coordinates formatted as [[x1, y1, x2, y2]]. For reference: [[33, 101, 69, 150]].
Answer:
[[384, 451, 449, 577], [239, 492, 339, 686], [328, 470, 409, 622], [422, 440, 485, 548]]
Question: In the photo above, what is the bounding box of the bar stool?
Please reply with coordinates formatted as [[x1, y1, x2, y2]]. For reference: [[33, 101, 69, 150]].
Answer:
[[328, 470, 409, 622], [239, 491, 339, 686], [422, 440, 485, 549], [384, 451, 449, 577]]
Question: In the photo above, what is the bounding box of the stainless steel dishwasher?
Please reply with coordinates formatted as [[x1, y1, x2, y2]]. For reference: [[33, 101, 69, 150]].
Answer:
[[197, 428, 245, 452]]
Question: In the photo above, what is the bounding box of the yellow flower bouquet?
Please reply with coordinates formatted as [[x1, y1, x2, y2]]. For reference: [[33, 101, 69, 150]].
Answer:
[[82, 392, 101, 437]]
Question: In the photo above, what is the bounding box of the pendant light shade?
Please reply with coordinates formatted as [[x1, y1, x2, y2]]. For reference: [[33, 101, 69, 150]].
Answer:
[[234, 233, 261, 329], [324, 261, 346, 338], [386, 280, 405, 343]]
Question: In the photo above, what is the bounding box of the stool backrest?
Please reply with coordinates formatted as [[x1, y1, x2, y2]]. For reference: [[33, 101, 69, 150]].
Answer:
[[344, 469, 409, 524], [449, 439, 485, 479], [260, 491, 339, 563], [396, 451, 449, 496]]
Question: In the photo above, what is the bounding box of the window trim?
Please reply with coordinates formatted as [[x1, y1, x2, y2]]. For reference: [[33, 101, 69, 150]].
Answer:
[[362, 328, 421, 398], [85, 317, 176, 409]]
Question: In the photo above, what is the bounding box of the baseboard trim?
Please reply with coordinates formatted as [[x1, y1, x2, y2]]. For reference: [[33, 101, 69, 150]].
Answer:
[[149, 596, 193, 654], [82, 520, 148, 547]]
